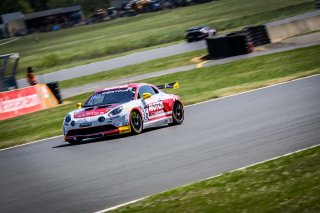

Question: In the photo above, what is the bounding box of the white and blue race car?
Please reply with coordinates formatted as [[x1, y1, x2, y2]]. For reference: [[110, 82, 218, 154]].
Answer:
[[63, 83, 184, 144]]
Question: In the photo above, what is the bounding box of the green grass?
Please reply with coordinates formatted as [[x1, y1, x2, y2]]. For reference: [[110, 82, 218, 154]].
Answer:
[[0, 0, 315, 79], [0, 45, 319, 149], [59, 49, 206, 89], [108, 145, 320, 213]]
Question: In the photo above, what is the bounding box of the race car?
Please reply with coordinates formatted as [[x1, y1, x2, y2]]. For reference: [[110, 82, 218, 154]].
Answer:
[[63, 82, 184, 144], [185, 26, 216, 42]]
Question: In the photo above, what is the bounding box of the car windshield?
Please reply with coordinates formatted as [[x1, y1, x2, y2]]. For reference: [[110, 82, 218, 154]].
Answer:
[[83, 88, 135, 107], [187, 26, 205, 32]]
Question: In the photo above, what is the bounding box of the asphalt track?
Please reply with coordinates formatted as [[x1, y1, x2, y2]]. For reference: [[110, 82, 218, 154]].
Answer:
[[1, 75, 320, 212]]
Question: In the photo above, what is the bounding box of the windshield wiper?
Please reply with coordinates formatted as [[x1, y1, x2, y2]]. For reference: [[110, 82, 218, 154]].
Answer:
[[96, 104, 112, 108]]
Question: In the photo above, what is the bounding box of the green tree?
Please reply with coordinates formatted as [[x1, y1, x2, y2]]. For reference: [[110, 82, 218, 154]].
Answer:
[[28, 0, 49, 11], [0, 0, 28, 14]]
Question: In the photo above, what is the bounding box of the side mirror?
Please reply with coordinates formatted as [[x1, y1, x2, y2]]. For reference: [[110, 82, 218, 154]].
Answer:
[[76, 102, 82, 108], [142, 93, 152, 99]]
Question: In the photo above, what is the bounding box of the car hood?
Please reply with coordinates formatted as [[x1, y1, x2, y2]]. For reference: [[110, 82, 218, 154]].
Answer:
[[73, 104, 120, 118]]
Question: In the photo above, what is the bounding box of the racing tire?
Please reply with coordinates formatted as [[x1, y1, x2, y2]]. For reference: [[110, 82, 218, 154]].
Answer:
[[66, 138, 82, 145], [130, 110, 143, 134], [172, 101, 184, 125]]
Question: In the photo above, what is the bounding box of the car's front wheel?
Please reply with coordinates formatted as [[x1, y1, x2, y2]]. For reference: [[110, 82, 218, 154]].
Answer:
[[187, 37, 193, 43], [172, 101, 184, 125], [130, 110, 143, 134]]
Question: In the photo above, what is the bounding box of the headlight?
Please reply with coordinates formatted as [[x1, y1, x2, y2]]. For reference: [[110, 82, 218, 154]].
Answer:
[[65, 114, 71, 123], [71, 121, 76, 126], [108, 106, 123, 117]]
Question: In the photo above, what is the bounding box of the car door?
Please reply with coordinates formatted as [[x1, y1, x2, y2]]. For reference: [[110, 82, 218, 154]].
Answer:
[[137, 85, 164, 121]]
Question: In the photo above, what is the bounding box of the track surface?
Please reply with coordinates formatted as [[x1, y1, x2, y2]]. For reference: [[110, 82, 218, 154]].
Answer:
[[1, 76, 320, 213]]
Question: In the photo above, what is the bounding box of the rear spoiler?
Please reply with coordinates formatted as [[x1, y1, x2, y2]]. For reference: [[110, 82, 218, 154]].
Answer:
[[157, 82, 180, 90]]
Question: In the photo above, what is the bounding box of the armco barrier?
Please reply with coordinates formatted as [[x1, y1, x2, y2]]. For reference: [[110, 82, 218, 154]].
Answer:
[[0, 84, 58, 120], [266, 10, 320, 43]]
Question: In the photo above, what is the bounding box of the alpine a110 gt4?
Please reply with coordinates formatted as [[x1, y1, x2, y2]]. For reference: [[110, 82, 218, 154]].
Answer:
[[63, 82, 184, 144]]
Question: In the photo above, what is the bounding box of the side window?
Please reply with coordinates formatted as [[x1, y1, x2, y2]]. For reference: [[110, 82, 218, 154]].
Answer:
[[138, 85, 156, 99]]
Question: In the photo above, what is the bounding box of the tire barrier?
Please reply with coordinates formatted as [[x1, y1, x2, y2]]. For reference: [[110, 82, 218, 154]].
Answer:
[[206, 35, 253, 59], [46, 81, 62, 104], [242, 25, 271, 47], [226, 25, 270, 47], [315, 0, 320, 9]]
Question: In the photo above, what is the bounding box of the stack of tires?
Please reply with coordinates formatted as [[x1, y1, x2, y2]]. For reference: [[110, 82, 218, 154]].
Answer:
[[241, 25, 270, 47], [206, 25, 270, 59], [206, 34, 253, 59], [315, 0, 320, 9], [46, 81, 63, 104]]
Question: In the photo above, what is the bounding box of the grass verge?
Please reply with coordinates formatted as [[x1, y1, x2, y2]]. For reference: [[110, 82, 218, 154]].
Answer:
[[0, 45, 319, 149], [108, 145, 320, 213], [0, 0, 314, 79]]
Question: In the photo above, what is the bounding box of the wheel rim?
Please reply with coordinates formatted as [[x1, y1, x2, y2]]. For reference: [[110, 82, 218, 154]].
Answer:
[[174, 103, 184, 121], [131, 111, 142, 131]]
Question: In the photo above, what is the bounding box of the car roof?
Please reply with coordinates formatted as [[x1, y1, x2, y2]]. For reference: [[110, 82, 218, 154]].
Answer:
[[187, 26, 208, 31], [95, 83, 147, 93]]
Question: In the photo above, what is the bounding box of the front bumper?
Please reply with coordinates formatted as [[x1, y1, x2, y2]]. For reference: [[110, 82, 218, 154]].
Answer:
[[63, 113, 130, 141], [64, 124, 131, 141]]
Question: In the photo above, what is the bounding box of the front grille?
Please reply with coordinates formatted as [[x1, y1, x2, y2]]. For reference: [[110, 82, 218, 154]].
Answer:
[[66, 125, 117, 136]]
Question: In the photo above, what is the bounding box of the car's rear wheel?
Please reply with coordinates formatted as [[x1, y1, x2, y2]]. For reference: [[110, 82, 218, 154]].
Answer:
[[130, 110, 143, 134], [172, 101, 184, 125], [67, 138, 82, 145]]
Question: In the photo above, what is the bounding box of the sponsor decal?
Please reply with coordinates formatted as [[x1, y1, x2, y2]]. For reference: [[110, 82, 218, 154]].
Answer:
[[148, 101, 164, 116], [0, 94, 40, 112], [0, 86, 41, 120], [74, 108, 109, 118], [0, 84, 58, 120]]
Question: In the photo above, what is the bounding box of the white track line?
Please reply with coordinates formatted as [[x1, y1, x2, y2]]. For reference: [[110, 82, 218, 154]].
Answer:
[[95, 143, 320, 213], [0, 135, 62, 152], [0, 37, 21, 46], [1, 73, 319, 152]]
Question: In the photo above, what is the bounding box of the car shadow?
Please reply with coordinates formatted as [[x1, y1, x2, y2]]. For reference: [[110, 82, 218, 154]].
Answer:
[[52, 125, 170, 148], [52, 134, 128, 148]]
